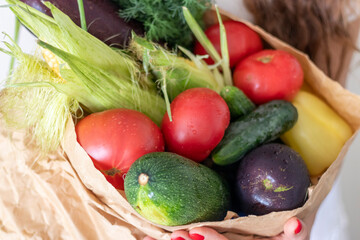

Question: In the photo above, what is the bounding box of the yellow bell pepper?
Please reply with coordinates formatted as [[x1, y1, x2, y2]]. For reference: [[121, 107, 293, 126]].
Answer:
[[281, 90, 353, 176]]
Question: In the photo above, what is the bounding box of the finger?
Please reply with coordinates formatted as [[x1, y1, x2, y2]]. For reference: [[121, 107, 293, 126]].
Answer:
[[269, 232, 285, 240], [143, 237, 156, 240], [170, 230, 192, 240], [283, 217, 307, 240], [189, 227, 229, 240]]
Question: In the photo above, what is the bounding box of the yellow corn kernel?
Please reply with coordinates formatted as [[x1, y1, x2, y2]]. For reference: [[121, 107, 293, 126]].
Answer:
[[42, 48, 64, 82], [281, 90, 353, 176]]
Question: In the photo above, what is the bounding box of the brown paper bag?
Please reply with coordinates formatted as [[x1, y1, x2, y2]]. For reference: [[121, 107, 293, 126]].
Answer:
[[61, 9, 360, 239], [2, 8, 360, 240], [0, 125, 146, 240]]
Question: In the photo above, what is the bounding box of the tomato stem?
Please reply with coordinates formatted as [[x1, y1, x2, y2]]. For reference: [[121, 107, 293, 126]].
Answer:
[[263, 178, 273, 190], [257, 55, 273, 63], [103, 168, 121, 176]]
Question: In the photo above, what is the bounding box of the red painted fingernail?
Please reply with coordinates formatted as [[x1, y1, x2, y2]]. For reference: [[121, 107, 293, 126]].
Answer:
[[171, 237, 185, 240], [189, 233, 205, 240], [294, 219, 302, 234]]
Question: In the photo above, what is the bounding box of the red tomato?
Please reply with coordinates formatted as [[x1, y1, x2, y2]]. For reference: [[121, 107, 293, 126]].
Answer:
[[161, 88, 230, 162], [194, 20, 263, 67], [233, 49, 304, 105], [75, 109, 164, 190]]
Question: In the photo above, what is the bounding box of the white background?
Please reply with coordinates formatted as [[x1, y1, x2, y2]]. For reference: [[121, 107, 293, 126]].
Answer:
[[1, 0, 360, 239]]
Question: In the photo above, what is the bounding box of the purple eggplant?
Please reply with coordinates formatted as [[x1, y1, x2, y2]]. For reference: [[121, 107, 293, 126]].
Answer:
[[235, 143, 310, 216], [20, 0, 144, 47]]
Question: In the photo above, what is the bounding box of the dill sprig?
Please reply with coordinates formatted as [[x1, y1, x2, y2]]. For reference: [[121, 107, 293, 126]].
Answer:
[[113, 0, 211, 48]]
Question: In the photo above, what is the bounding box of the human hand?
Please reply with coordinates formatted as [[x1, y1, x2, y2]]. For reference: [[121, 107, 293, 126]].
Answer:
[[143, 217, 307, 240]]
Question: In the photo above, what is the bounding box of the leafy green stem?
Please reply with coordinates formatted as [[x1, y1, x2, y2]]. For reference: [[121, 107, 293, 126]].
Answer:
[[77, 0, 87, 31]]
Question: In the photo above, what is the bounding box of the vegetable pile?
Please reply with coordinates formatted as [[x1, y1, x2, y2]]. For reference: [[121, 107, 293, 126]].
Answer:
[[0, 0, 354, 227]]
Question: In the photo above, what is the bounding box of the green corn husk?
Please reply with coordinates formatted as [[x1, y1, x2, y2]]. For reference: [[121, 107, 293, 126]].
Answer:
[[0, 42, 79, 153], [38, 40, 166, 124], [130, 34, 223, 101], [5, 0, 166, 125], [6, 0, 139, 86]]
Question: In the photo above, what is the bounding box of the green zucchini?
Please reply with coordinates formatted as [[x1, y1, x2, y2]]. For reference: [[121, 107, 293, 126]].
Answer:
[[220, 86, 255, 120], [212, 100, 298, 166], [124, 152, 231, 226]]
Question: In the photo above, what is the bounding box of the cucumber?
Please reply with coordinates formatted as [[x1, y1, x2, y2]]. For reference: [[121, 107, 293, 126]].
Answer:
[[212, 100, 298, 166], [220, 86, 255, 120], [124, 152, 231, 226]]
